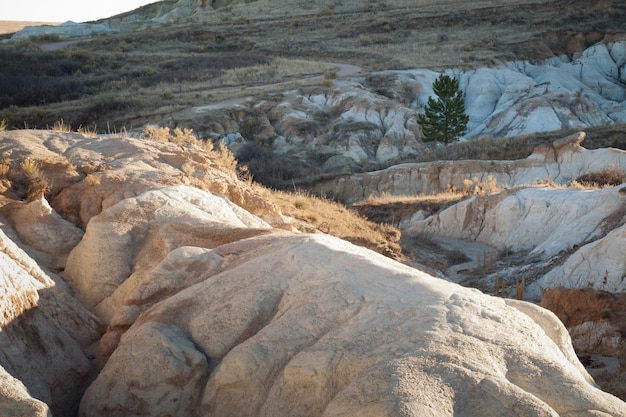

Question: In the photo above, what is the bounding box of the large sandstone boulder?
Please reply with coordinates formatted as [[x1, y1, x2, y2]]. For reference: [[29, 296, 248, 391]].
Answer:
[[1, 197, 83, 270], [0, 130, 283, 228], [64, 185, 272, 318], [80, 233, 626, 417], [0, 367, 51, 417]]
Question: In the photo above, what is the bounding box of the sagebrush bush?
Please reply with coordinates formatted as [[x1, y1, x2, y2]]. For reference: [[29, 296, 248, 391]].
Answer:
[[575, 164, 626, 187]]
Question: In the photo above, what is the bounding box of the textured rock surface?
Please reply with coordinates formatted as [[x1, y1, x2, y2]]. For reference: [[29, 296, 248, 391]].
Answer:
[[1, 197, 83, 270], [531, 223, 626, 296], [0, 366, 51, 417], [407, 185, 625, 260], [80, 233, 626, 417], [0, 130, 283, 228], [311, 133, 626, 203], [3, 130, 626, 416], [64, 185, 271, 313], [0, 223, 102, 417]]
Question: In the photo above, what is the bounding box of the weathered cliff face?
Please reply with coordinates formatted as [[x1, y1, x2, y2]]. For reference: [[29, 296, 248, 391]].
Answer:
[[2, 130, 625, 416], [311, 132, 626, 203], [403, 176, 626, 300]]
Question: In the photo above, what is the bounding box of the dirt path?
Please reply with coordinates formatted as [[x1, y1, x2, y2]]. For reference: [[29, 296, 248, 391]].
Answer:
[[40, 40, 82, 51]]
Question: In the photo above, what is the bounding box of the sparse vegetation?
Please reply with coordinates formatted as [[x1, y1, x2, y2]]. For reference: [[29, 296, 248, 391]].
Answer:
[[575, 164, 626, 188], [236, 142, 315, 188]]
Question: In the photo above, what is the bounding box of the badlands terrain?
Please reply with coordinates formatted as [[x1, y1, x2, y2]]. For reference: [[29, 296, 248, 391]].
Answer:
[[1, 0, 626, 416]]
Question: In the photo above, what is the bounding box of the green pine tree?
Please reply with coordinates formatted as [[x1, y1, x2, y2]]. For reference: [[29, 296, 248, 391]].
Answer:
[[417, 74, 469, 145]]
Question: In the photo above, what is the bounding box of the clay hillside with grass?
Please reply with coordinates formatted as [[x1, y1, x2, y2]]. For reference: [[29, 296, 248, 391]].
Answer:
[[1, 1, 626, 416]]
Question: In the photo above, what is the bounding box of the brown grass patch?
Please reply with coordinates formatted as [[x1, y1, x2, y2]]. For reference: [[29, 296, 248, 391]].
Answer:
[[575, 164, 626, 188], [256, 186, 401, 259]]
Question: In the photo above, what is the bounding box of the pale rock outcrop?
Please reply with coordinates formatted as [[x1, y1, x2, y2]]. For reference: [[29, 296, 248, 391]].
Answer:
[[406, 185, 625, 260], [0, 225, 102, 416], [79, 233, 626, 417], [64, 185, 272, 317], [312, 133, 626, 203], [3, 21, 123, 41], [529, 223, 626, 297], [569, 321, 623, 358], [0, 130, 283, 228], [540, 287, 626, 393]]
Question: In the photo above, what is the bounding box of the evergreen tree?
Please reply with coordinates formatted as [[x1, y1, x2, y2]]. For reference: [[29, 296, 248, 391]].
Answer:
[[417, 74, 469, 145]]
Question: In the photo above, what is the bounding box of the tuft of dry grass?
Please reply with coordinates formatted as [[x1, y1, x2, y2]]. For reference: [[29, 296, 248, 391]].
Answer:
[[142, 125, 216, 152], [0, 119, 7, 132], [84, 174, 101, 186], [461, 175, 500, 196], [77, 124, 98, 137], [50, 119, 72, 132], [20, 158, 49, 201]]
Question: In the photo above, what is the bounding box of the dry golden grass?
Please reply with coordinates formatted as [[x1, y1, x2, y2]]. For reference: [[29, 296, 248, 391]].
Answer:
[[138, 124, 401, 258], [0, 159, 11, 179], [20, 158, 49, 201], [50, 119, 72, 132], [360, 175, 500, 210], [77, 124, 98, 137], [256, 186, 402, 258]]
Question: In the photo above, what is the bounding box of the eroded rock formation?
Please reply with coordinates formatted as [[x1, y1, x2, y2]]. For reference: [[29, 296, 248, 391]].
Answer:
[[80, 233, 626, 417], [312, 132, 626, 203], [1, 130, 626, 416]]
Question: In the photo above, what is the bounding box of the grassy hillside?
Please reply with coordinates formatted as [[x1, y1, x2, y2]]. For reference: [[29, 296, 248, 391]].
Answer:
[[1, 0, 624, 133]]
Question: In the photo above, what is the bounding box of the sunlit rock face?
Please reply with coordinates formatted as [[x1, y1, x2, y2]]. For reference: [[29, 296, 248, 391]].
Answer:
[[79, 233, 626, 417]]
